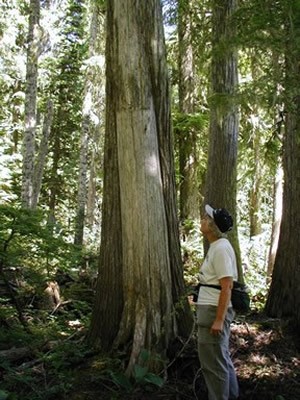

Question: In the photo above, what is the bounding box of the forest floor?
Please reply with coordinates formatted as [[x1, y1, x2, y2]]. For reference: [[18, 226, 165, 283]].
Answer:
[[67, 313, 300, 400]]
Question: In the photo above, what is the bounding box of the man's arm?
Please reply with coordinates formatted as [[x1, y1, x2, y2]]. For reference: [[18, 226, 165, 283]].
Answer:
[[210, 276, 233, 335]]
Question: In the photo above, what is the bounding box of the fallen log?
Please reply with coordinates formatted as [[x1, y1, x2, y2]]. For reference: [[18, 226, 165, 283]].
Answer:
[[0, 346, 32, 362]]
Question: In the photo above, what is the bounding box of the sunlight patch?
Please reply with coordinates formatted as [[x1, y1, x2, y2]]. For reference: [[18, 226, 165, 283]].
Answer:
[[146, 153, 159, 177]]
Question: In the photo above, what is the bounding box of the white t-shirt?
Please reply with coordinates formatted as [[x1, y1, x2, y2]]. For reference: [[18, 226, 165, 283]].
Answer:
[[197, 238, 238, 307]]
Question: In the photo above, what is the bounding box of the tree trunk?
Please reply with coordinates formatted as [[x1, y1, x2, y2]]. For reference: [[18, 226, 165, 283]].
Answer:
[[249, 124, 263, 237], [85, 2, 106, 229], [74, 2, 106, 245], [21, 0, 40, 208], [74, 112, 89, 246], [46, 0, 86, 227], [266, 165, 283, 280], [178, 0, 200, 228], [88, 0, 193, 373], [48, 128, 60, 226], [204, 0, 241, 275], [249, 55, 263, 237], [265, 3, 300, 326], [31, 100, 53, 209], [86, 158, 98, 226]]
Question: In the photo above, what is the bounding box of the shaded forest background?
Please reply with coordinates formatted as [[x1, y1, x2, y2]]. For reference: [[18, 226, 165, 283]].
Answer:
[[0, 0, 299, 399]]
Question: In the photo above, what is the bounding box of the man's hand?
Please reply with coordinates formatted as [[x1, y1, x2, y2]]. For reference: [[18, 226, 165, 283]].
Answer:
[[188, 295, 196, 305], [210, 319, 224, 335]]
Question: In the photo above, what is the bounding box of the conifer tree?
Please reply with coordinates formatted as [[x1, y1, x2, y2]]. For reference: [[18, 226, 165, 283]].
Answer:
[[204, 0, 241, 273], [89, 0, 193, 374], [21, 0, 40, 207], [44, 0, 87, 223]]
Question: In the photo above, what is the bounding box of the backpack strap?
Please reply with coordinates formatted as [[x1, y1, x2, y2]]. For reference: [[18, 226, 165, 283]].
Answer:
[[199, 283, 221, 290]]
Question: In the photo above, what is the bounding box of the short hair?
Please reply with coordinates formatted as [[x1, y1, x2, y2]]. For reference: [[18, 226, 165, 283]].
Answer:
[[207, 216, 226, 239]]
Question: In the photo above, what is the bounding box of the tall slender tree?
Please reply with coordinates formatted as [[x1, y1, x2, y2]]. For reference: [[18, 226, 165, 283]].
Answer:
[[177, 0, 200, 228], [265, 0, 300, 328], [204, 0, 241, 273], [45, 0, 86, 224], [31, 100, 53, 209], [74, 1, 106, 245], [267, 164, 283, 279], [88, 0, 193, 374], [21, 0, 40, 207]]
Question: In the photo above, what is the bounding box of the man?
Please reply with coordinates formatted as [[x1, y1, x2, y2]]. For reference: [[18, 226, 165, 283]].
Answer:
[[196, 204, 239, 400]]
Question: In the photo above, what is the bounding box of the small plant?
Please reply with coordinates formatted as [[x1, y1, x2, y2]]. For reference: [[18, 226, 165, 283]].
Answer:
[[0, 391, 15, 400], [110, 349, 164, 393]]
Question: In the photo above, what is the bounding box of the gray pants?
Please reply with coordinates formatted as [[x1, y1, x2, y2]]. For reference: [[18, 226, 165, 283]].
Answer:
[[197, 305, 239, 400]]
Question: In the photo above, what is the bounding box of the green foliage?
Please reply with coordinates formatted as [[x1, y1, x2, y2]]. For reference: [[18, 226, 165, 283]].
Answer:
[[0, 203, 95, 400], [0, 390, 16, 400], [1, 339, 91, 400], [173, 111, 208, 133], [0, 205, 81, 273], [181, 220, 204, 285], [0, 287, 93, 400], [110, 371, 133, 392], [110, 349, 164, 394], [111, 367, 164, 392], [233, 0, 286, 51], [0, 320, 31, 350], [173, 111, 209, 190], [92, 0, 106, 9], [36, 0, 90, 231], [44, 340, 90, 370], [0, 203, 90, 339]]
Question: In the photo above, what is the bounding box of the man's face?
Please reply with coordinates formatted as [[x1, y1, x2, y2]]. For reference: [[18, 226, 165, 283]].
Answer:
[[200, 214, 212, 235]]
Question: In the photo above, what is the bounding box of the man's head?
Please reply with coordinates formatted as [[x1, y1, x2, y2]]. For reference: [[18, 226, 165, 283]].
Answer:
[[205, 204, 233, 233]]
